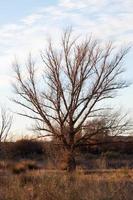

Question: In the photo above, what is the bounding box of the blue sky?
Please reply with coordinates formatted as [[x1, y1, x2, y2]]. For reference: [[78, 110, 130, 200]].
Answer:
[[0, 0, 132, 138], [0, 0, 57, 24]]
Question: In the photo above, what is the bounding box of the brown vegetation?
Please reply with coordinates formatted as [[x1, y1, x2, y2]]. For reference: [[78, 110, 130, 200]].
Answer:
[[0, 170, 133, 200], [0, 137, 133, 199], [1, 136, 133, 171]]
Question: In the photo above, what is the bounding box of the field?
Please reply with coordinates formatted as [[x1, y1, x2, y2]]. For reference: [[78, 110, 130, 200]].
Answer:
[[0, 140, 133, 200], [0, 169, 133, 200]]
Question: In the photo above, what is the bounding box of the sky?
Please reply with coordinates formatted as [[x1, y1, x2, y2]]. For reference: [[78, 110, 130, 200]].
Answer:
[[0, 0, 132, 139]]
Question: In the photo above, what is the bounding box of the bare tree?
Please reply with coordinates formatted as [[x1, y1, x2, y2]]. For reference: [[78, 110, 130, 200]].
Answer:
[[82, 111, 130, 143], [0, 108, 13, 142], [12, 29, 131, 171]]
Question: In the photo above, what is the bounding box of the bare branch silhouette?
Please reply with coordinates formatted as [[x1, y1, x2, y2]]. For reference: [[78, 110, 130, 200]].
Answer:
[[12, 28, 131, 171], [0, 108, 13, 142]]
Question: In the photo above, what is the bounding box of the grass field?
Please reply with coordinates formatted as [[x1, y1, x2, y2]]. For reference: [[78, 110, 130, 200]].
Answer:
[[0, 143, 133, 200], [0, 169, 133, 200]]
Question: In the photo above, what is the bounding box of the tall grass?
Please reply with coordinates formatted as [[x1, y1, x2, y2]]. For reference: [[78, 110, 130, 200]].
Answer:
[[0, 170, 133, 200]]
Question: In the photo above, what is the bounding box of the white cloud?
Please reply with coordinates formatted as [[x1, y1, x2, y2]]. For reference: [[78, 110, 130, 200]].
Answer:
[[59, 0, 107, 10], [0, 75, 11, 86], [22, 14, 43, 25], [0, 0, 132, 86]]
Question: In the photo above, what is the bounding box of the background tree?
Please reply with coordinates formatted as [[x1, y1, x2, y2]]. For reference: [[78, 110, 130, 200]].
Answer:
[[82, 111, 130, 141], [0, 107, 13, 142], [13, 29, 130, 171]]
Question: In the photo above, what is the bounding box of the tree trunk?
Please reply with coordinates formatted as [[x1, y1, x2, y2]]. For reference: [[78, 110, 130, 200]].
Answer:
[[66, 150, 76, 172]]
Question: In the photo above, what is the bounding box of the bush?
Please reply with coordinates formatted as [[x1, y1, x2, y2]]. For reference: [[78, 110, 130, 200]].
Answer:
[[12, 162, 27, 174], [12, 160, 42, 174], [9, 139, 45, 159], [26, 161, 40, 170], [101, 151, 121, 159]]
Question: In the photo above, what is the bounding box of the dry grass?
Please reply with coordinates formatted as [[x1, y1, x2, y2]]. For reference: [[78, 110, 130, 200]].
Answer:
[[0, 170, 133, 200]]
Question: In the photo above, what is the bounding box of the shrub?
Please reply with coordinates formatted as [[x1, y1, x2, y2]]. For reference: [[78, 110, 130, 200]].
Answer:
[[101, 151, 121, 159], [26, 161, 40, 170], [9, 139, 45, 159], [12, 162, 27, 174], [12, 160, 42, 174]]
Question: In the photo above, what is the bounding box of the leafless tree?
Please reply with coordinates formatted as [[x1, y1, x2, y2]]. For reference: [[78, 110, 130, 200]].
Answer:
[[81, 111, 130, 143], [0, 108, 13, 142], [12, 29, 131, 171]]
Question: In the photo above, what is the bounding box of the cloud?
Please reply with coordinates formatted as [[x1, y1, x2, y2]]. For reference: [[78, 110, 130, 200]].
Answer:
[[22, 14, 43, 25], [0, 0, 132, 92], [0, 75, 12, 87], [0, 0, 132, 86], [59, 0, 107, 10], [0, 0, 132, 52]]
